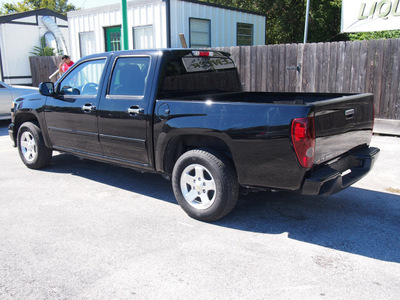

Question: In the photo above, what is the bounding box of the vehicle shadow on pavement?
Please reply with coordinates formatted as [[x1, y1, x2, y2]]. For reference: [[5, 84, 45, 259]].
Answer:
[[220, 188, 400, 263], [44, 152, 400, 264], [44, 152, 177, 204]]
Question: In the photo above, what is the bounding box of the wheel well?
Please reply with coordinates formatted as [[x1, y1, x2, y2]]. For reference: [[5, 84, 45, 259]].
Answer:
[[163, 135, 235, 176], [13, 114, 39, 139]]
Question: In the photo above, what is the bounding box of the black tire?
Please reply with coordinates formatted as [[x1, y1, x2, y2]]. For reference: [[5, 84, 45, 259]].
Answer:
[[172, 149, 239, 222], [17, 122, 52, 169]]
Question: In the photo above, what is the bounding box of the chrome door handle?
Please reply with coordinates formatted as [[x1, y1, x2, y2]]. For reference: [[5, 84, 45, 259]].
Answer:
[[82, 103, 96, 112], [128, 106, 144, 114], [345, 109, 354, 119]]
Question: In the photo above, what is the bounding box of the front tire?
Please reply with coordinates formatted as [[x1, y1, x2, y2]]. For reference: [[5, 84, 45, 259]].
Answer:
[[17, 122, 52, 169], [172, 149, 238, 222]]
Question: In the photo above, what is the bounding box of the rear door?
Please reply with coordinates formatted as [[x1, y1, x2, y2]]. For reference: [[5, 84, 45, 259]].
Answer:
[[97, 55, 154, 167], [45, 58, 107, 155]]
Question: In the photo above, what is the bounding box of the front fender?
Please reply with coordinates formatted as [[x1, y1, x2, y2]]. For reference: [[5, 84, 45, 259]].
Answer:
[[13, 93, 50, 148]]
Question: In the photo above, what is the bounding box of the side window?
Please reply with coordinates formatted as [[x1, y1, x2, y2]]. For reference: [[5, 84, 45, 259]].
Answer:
[[133, 25, 154, 49], [79, 32, 95, 57], [189, 18, 211, 48], [108, 57, 150, 97], [237, 23, 253, 46], [59, 58, 106, 96]]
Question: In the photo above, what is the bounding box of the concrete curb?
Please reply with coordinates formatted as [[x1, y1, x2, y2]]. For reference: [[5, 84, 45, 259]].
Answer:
[[373, 119, 400, 136]]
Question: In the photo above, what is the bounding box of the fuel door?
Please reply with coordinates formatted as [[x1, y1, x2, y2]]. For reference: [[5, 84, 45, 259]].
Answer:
[[157, 103, 170, 120]]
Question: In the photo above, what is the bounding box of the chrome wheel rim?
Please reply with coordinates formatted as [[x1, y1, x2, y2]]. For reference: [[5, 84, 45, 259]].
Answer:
[[20, 131, 37, 162], [180, 164, 216, 210]]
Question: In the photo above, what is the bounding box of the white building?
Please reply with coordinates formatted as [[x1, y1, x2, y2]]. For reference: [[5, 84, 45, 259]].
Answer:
[[0, 8, 69, 85], [67, 0, 266, 60]]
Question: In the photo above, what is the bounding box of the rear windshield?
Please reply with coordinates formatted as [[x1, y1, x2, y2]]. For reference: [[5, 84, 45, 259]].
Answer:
[[158, 52, 241, 98]]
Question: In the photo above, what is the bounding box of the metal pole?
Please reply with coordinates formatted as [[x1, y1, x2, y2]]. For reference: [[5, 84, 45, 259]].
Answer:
[[165, 0, 171, 48], [303, 0, 311, 44], [121, 0, 129, 50]]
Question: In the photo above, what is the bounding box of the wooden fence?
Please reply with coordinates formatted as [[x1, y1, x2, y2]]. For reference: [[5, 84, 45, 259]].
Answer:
[[29, 56, 61, 87], [215, 38, 400, 120], [28, 39, 400, 120]]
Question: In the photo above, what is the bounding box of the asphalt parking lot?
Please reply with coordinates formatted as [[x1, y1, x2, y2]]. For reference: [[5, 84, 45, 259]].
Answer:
[[0, 119, 399, 299]]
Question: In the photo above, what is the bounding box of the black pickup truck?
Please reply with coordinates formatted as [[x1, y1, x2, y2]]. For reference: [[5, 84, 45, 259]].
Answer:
[[9, 49, 379, 221]]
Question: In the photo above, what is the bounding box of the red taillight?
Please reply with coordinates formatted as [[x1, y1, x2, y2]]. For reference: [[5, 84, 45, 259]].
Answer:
[[291, 117, 315, 168]]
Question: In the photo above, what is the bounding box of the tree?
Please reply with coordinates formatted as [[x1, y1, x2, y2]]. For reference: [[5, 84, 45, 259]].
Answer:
[[204, 0, 400, 43], [201, 0, 345, 44], [30, 35, 62, 56], [0, 0, 76, 15], [349, 30, 400, 41]]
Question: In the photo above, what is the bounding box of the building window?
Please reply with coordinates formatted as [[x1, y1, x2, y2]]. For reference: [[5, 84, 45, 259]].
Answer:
[[237, 23, 253, 46], [79, 32, 95, 57], [189, 18, 211, 48], [133, 25, 154, 49], [105, 26, 121, 52]]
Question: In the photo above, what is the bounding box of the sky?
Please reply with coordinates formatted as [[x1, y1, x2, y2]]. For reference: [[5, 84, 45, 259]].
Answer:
[[0, 0, 121, 10]]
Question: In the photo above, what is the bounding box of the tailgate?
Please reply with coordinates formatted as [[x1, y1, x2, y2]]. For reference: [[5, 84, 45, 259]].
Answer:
[[311, 93, 374, 165]]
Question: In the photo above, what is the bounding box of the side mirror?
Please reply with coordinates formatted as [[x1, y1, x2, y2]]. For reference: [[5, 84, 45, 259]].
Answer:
[[39, 82, 55, 96]]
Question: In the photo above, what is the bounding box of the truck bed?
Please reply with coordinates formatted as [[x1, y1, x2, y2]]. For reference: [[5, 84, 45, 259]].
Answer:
[[169, 90, 354, 104], [157, 91, 375, 191]]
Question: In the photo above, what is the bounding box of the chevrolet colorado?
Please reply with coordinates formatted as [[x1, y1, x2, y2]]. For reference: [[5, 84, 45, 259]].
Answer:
[[9, 49, 380, 221]]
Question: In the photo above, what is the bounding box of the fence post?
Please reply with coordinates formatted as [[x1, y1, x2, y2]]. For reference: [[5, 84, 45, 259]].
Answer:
[[29, 56, 61, 87]]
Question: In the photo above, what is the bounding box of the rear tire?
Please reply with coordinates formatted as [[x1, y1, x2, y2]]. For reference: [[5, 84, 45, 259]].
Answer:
[[17, 122, 52, 169], [172, 149, 238, 222]]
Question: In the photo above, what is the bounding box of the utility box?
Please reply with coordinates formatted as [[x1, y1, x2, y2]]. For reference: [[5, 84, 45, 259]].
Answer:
[[67, 0, 266, 60], [0, 8, 69, 86]]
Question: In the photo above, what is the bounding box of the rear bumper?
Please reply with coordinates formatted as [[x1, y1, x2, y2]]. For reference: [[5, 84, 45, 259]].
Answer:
[[8, 123, 16, 147], [302, 146, 380, 196]]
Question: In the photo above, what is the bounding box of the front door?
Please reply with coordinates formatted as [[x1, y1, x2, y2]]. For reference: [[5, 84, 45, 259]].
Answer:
[[105, 26, 121, 52], [45, 58, 107, 155], [97, 55, 153, 167]]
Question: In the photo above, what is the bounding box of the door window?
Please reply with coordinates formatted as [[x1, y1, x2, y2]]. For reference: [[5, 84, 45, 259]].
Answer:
[[59, 59, 106, 96], [108, 57, 150, 97]]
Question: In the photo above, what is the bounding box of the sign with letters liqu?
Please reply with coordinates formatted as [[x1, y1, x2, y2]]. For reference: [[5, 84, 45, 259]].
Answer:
[[341, 0, 400, 32]]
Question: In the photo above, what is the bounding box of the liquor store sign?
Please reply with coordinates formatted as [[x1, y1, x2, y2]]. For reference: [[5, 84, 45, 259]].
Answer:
[[341, 0, 400, 32]]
